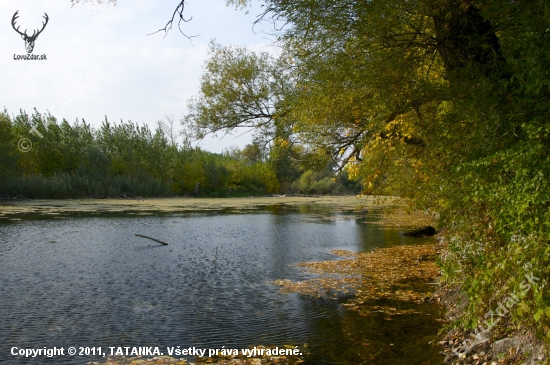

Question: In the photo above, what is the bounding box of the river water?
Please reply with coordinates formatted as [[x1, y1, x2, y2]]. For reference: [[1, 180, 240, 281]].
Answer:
[[0, 205, 444, 364]]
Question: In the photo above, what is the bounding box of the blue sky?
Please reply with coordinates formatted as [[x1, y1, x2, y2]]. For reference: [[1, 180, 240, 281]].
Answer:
[[1, 0, 274, 152]]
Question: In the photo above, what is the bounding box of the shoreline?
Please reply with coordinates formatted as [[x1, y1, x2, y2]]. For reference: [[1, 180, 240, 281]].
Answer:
[[435, 283, 547, 364], [433, 237, 547, 365]]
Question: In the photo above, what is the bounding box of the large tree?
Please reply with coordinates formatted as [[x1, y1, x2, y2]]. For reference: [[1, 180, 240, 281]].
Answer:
[[183, 41, 294, 140]]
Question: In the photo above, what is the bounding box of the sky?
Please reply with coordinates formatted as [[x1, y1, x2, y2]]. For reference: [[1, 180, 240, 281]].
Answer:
[[0, 0, 275, 152]]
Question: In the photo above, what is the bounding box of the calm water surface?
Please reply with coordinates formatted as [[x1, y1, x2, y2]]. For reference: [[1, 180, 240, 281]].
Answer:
[[0, 205, 444, 364]]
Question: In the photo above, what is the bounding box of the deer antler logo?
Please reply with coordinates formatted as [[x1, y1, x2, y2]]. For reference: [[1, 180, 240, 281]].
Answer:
[[12, 11, 49, 54]]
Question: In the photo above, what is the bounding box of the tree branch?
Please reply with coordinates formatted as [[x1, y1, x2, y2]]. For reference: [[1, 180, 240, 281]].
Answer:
[[148, 0, 199, 40]]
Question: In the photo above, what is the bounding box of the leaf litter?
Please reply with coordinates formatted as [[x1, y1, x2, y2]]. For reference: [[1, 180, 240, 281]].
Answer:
[[271, 244, 440, 316]]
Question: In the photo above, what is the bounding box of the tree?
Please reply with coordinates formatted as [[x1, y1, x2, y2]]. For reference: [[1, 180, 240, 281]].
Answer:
[[183, 41, 294, 140], [241, 142, 263, 164], [0, 112, 18, 181]]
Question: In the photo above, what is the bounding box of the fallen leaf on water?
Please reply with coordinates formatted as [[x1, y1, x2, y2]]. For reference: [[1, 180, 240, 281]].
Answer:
[[271, 244, 440, 315]]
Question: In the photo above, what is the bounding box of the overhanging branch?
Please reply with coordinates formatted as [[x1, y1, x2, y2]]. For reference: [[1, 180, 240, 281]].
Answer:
[[148, 0, 199, 40]]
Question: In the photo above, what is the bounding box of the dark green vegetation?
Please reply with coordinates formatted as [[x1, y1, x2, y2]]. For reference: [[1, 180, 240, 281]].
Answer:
[[183, 0, 550, 356], [0, 110, 359, 198]]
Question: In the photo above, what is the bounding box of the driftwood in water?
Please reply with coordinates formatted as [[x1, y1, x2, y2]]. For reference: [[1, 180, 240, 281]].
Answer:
[[135, 234, 168, 245], [403, 226, 437, 237]]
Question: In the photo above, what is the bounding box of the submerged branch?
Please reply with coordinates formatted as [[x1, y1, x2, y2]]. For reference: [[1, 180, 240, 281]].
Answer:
[[134, 234, 168, 246]]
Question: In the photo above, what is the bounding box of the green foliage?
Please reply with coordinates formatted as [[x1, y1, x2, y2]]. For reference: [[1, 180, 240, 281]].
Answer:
[[184, 0, 550, 343], [291, 170, 335, 195], [184, 41, 293, 141], [0, 111, 18, 180], [0, 109, 287, 198]]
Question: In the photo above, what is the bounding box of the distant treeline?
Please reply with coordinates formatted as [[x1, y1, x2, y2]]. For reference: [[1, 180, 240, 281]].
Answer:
[[0, 109, 359, 199]]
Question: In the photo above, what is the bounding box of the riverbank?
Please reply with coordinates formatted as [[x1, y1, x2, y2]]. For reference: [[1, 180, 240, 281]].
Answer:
[[377, 212, 548, 365], [375, 210, 548, 365], [435, 284, 547, 365], [433, 234, 548, 365]]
